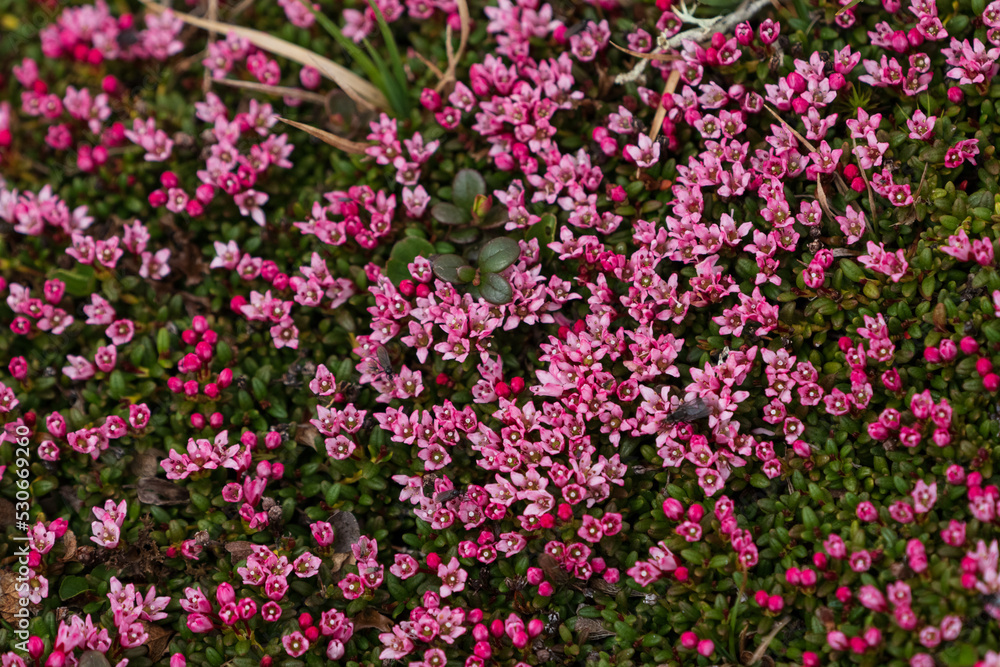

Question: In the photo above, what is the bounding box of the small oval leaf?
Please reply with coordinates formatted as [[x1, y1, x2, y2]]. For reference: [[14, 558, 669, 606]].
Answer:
[[479, 272, 514, 305], [432, 254, 467, 283], [431, 202, 471, 225], [456, 266, 476, 283], [453, 169, 486, 210], [479, 237, 521, 274]]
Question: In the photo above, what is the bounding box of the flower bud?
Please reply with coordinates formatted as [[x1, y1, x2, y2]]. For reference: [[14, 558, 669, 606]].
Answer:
[[947, 86, 964, 104], [489, 618, 504, 638], [687, 503, 704, 521], [183, 380, 199, 396], [528, 619, 544, 637], [538, 581, 554, 596], [923, 347, 941, 363], [218, 368, 233, 388], [680, 631, 698, 649], [938, 339, 958, 361], [264, 431, 282, 450], [960, 336, 979, 355], [190, 414, 205, 429], [512, 630, 529, 648], [472, 623, 489, 642], [662, 498, 684, 520], [984, 373, 1000, 392], [204, 383, 220, 399]]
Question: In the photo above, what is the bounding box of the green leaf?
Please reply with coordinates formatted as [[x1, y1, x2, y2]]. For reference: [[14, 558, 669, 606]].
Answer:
[[59, 576, 91, 600], [431, 202, 471, 225], [479, 272, 514, 305], [432, 254, 469, 283], [839, 259, 864, 282], [366, 0, 409, 114], [296, 0, 382, 86], [390, 237, 436, 264], [453, 169, 486, 210], [52, 266, 96, 298], [478, 237, 521, 274]]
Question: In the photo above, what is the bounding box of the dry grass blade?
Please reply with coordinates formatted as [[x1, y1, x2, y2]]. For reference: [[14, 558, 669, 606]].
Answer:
[[610, 41, 680, 62], [762, 103, 817, 153], [141, 0, 389, 111], [213, 78, 328, 104], [748, 616, 790, 665], [649, 69, 681, 142], [436, 0, 470, 93], [850, 135, 880, 217], [277, 117, 371, 154]]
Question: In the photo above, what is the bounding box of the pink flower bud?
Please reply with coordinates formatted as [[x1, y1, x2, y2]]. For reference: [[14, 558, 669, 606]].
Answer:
[[218, 368, 233, 388], [538, 581, 554, 596], [787, 72, 807, 93], [204, 383, 220, 399], [183, 380, 200, 396], [923, 347, 941, 363], [28, 637, 45, 659], [473, 641, 492, 659], [687, 503, 705, 522], [828, 73, 847, 90], [835, 587, 852, 603], [190, 413, 205, 429], [680, 631, 698, 649], [472, 623, 489, 642], [984, 373, 1000, 392], [938, 339, 957, 361], [735, 22, 753, 46], [697, 639, 715, 656], [528, 619, 544, 637], [527, 567, 544, 585], [673, 566, 689, 581], [489, 619, 504, 638], [662, 498, 684, 520], [947, 86, 964, 104], [960, 336, 979, 355], [45, 651, 66, 667], [264, 431, 282, 450], [767, 595, 784, 612], [890, 31, 908, 52], [512, 630, 529, 648]]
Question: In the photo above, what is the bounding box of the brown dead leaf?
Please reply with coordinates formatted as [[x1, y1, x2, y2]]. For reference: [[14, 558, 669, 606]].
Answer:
[[816, 607, 836, 632], [0, 570, 22, 624], [225, 541, 255, 563], [58, 529, 78, 563], [352, 608, 394, 633], [142, 621, 173, 662], [329, 552, 355, 574], [0, 500, 14, 528], [295, 423, 321, 450], [574, 616, 615, 644], [136, 477, 190, 506], [130, 448, 166, 478]]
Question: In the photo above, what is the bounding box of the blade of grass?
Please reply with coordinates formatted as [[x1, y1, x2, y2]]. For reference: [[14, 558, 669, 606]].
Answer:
[[363, 39, 407, 116], [212, 77, 328, 104], [367, 0, 409, 112], [141, 0, 389, 111], [277, 116, 371, 154], [294, 0, 383, 88]]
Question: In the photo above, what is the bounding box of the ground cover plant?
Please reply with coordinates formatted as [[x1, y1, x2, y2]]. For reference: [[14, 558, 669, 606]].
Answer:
[[3, 0, 1000, 663]]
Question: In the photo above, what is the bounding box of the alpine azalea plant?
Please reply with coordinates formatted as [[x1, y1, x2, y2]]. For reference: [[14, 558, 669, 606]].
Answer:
[[4, 0, 1000, 664]]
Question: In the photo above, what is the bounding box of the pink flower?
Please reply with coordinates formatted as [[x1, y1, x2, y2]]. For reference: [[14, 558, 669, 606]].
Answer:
[[282, 631, 310, 657], [436, 557, 467, 597]]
